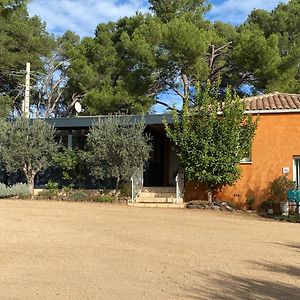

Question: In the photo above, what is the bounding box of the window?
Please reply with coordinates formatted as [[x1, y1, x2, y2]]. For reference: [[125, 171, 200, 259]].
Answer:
[[293, 157, 300, 189]]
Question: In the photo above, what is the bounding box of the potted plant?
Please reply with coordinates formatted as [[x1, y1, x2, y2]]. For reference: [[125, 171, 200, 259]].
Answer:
[[263, 199, 274, 215], [270, 176, 295, 216]]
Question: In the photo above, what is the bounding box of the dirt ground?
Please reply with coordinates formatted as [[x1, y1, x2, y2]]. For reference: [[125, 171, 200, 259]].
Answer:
[[0, 200, 299, 300]]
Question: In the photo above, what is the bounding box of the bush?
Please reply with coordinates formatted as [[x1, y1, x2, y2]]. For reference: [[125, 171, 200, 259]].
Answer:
[[0, 183, 30, 198], [68, 191, 89, 202], [10, 183, 30, 198], [246, 196, 255, 210], [270, 175, 294, 203], [120, 182, 131, 197], [38, 190, 57, 199], [0, 183, 12, 198], [92, 195, 114, 203], [62, 184, 74, 196]]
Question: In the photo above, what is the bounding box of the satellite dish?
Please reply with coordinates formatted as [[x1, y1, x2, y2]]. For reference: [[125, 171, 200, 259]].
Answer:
[[74, 102, 82, 113]]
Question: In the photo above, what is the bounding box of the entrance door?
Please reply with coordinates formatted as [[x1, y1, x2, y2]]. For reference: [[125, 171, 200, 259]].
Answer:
[[144, 130, 165, 186]]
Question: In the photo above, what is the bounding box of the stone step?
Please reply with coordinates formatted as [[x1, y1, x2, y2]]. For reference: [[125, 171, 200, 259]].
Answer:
[[138, 192, 176, 198], [136, 197, 175, 203], [141, 187, 176, 193], [128, 202, 185, 209]]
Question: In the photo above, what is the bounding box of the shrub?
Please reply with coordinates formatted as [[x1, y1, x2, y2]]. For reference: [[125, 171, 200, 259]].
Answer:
[[270, 175, 294, 203], [68, 191, 89, 202], [46, 181, 58, 191], [120, 182, 131, 197], [0, 183, 12, 198], [62, 184, 74, 195], [246, 196, 255, 210], [92, 195, 114, 203], [10, 183, 30, 198], [38, 190, 57, 199], [0, 183, 30, 198]]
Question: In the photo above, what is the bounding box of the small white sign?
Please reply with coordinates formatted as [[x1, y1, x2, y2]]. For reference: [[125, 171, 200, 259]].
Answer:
[[282, 167, 289, 174]]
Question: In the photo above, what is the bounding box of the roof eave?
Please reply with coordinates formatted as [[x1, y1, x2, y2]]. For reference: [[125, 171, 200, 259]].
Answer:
[[245, 109, 300, 114]]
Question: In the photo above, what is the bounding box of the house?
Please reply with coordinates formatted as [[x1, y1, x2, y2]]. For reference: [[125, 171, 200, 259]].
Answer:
[[46, 92, 300, 207], [186, 92, 300, 207]]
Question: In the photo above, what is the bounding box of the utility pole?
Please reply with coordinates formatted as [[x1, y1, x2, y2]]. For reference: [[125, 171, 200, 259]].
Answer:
[[22, 62, 30, 118]]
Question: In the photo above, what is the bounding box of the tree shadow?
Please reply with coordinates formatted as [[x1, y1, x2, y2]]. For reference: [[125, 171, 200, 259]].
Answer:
[[181, 262, 300, 300], [271, 242, 300, 253]]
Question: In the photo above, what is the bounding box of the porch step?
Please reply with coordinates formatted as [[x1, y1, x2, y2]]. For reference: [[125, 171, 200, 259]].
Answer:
[[138, 191, 176, 198], [141, 187, 176, 193], [128, 202, 185, 209], [136, 197, 176, 203], [129, 186, 184, 208]]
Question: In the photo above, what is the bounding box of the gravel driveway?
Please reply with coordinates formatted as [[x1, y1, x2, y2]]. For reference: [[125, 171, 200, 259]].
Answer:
[[0, 200, 299, 299]]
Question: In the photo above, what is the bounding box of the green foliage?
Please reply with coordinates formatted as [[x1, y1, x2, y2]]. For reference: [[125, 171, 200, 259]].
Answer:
[[62, 0, 300, 114], [0, 118, 58, 194], [269, 175, 295, 203], [246, 196, 255, 210], [62, 184, 74, 195], [68, 191, 89, 202], [46, 181, 58, 191], [64, 16, 155, 115], [92, 195, 114, 203], [37, 189, 57, 199], [165, 84, 257, 201], [0, 1, 55, 111], [0, 96, 13, 119], [0, 183, 30, 198], [52, 148, 85, 185], [120, 182, 132, 197], [0, 183, 12, 198], [149, 0, 210, 22], [246, 0, 300, 93], [85, 115, 151, 190]]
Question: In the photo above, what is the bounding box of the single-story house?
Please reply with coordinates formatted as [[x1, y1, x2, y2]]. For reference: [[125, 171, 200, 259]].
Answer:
[[45, 92, 300, 207]]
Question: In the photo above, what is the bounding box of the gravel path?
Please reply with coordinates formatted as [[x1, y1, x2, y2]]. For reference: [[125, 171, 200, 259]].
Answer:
[[0, 200, 299, 299]]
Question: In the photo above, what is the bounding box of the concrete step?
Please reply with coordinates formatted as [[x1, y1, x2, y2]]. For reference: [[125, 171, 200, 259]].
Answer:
[[136, 197, 175, 203], [128, 202, 185, 209], [138, 191, 176, 198], [141, 187, 176, 193]]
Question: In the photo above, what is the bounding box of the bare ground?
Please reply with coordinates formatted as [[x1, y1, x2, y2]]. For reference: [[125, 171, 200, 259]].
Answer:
[[0, 200, 299, 300]]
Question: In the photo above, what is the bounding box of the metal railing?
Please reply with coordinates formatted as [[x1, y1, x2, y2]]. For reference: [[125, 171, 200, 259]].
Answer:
[[130, 167, 144, 203], [175, 170, 184, 204]]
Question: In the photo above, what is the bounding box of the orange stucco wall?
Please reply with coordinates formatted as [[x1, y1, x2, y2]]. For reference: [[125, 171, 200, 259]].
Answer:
[[185, 113, 300, 207]]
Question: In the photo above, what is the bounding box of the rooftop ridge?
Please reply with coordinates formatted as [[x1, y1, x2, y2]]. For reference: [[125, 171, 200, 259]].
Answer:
[[242, 92, 300, 112], [243, 92, 300, 102]]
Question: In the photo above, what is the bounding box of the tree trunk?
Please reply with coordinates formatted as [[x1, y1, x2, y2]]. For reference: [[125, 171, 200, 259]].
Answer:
[[115, 177, 120, 201], [207, 186, 213, 206], [28, 175, 35, 196]]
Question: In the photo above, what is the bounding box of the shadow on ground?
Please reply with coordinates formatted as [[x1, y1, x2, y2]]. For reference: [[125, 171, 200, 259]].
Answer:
[[181, 260, 300, 300], [271, 242, 300, 253]]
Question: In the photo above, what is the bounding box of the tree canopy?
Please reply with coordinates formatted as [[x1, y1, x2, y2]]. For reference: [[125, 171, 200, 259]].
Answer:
[[0, 0, 55, 115], [0, 118, 58, 194], [85, 115, 151, 193], [1, 0, 299, 116], [165, 84, 258, 203]]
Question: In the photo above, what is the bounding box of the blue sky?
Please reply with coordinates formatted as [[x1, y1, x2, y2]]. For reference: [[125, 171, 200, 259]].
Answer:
[[28, 0, 288, 37]]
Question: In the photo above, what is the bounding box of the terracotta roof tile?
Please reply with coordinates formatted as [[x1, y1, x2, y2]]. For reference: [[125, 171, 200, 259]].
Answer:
[[243, 92, 300, 112]]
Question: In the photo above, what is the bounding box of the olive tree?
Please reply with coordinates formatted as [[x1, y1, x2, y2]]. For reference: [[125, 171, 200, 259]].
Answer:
[[0, 117, 58, 194], [165, 84, 258, 204], [85, 115, 151, 194]]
